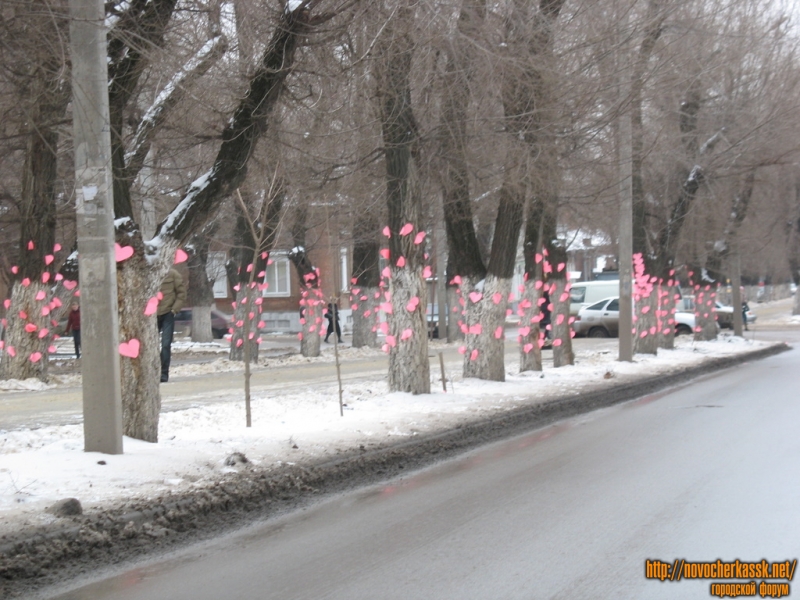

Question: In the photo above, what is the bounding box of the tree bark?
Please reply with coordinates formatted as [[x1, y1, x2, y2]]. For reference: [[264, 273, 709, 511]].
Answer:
[[113, 7, 310, 440], [377, 3, 429, 394], [1, 0, 70, 381], [351, 208, 381, 348], [187, 230, 216, 343], [289, 205, 322, 357], [694, 284, 718, 341]]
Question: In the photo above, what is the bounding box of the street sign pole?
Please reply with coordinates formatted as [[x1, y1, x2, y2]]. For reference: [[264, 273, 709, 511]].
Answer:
[[69, 0, 124, 454]]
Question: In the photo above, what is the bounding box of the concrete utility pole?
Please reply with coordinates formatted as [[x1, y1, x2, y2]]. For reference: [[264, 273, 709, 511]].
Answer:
[[617, 2, 633, 363], [69, 0, 124, 454]]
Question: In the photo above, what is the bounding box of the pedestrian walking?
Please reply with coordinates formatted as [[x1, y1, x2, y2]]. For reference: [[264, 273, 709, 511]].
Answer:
[[65, 301, 81, 359], [157, 268, 187, 382], [742, 301, 750, 331], [324, 302, 342, 343]]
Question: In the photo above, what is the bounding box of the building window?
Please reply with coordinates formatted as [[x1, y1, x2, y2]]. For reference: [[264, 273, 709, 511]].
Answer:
[[208, 251, 229, 299], [263, 255, 291, 297]]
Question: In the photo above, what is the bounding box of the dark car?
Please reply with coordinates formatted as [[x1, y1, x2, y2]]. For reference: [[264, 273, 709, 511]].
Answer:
[[173, 308, 232, 339]]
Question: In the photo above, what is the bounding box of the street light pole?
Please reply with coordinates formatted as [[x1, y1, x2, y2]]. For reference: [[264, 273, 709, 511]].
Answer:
[[69, 0, 124, 454]]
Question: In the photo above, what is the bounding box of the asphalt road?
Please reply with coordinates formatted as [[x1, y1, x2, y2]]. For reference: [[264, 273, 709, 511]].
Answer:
[[46, 328, 800, 600]]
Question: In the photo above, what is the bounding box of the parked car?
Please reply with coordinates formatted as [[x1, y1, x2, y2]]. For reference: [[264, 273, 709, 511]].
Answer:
[[572, 296, 700, 338], [173, 308, 232, 339], [569, 281, 620, 316], [714, 301, 756, 329]]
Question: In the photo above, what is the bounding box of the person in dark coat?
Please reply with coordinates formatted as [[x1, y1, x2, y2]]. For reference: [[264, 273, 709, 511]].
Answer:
[[157, 268, 187, 382], [541, 290, 552, 348], [65, 300, 81, 359], [324, 302, 341, 343], [742, 301, 750, 331]]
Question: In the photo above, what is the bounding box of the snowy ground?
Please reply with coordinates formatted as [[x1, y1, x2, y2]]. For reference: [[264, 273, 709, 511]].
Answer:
[[0, 331, 781, 536]]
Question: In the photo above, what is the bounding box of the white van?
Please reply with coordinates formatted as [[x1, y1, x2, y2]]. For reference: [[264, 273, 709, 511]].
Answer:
[[569, 281, 619, 316]]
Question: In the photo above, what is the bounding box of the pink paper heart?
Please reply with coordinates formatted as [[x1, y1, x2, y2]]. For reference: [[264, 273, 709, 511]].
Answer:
[[552, 338, 562, 347], [380, 302, 393, 314], [381, 266, 392, 278], [174, 248, 188, 264], [41, 272, 51, 283], [44, 255, 54, 265], [495, 326, 504, 339], [18, 311, 27, 320], [380, 248, 390, 259], [458, 346, 467, 355], [48, 345, 57, 353], [38, 328, 49, 338], [10, 266, 18, 274], [451, 275, 462, 285], [6, 346, 15, 357], [236, 338, 243, 347], [399, 223, 414, 236], [55, 273, 63, 281], [118, 338, 140, 358], [406, 296, 420, 312], [53, 243, 61, 252], [470, 349, 479, 361], [468, 323, 482, 335], [400, 328, 413, 341], [413, 231, 426, 245], [386, 335, 397, 347], [25, 323, 37, 333], [35, 291, 46, 301], [492, 293, 503, 305], [396, 256, 406, 268], [144, 297, 159, 316], [3, 299, 9, 309], [423, 266, 432, 278], [41, 306, 50, 316], [27, 241, 34, 250], [468, 292, 482, 303], [29, 352, 42, 363], [523, 343, 534, 354], [382, 226, 391, 238], [21, 278, 30, 287], [115, 243, 134, 262], [519, 326, 530, 337]]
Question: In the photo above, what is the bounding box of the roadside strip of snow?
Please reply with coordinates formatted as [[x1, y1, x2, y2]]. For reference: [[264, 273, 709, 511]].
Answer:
[[0, 334, 783, 536]]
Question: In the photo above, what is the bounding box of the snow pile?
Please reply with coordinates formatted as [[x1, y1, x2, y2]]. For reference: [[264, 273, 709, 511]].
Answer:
[[0, 333, 776, 534], [0, 379, 54, 392]]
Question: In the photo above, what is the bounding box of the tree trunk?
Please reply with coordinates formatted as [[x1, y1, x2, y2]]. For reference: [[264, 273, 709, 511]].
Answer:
[[550, 277, 574, 367], [229, 285, 260, 362], [351, 208, 381, 348], [1, 3, 69, 381], [446, 284, 464, 342], [187, 231, 216, 343], [694, 284, 718, 341], [519, 278, 544, 372], [633, 258, 658, 355], [300, 288, 323, 357], [658, 280, 677, 350], [0, 282, 55, 381], [377, 3, 430, 394], [116, 235, 171, 443], [461, 275, 509, 381], [387, 266, 430, 393], [351, 286, 380, 348]]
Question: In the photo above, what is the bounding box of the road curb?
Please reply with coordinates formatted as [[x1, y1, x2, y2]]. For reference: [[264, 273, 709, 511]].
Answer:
[[0, 341, 790, 595]]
